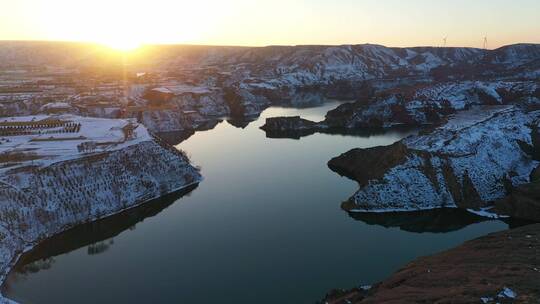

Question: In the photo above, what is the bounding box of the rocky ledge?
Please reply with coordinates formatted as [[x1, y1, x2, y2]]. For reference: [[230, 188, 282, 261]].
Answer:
[[328, 105, 540, 221], [321, 223, 540, 304], [0, 115, 201, 303]]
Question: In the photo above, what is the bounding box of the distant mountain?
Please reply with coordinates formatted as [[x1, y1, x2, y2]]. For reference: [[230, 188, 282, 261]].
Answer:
[[200, 44, 487, 86], [484, 43, 540, 67], [1, 42, 539, 80]]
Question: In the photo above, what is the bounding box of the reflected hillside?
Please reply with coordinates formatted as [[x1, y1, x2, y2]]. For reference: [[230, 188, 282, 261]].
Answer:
[[3, 185, 198, 279], [263, 126, 419, 141], [347, 208, 494, 233], [227, 116, 259, 129], [156, 120, 222, 145]]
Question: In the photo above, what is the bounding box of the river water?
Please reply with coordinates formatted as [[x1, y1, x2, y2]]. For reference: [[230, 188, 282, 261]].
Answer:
[[3, 100, 508, 303]]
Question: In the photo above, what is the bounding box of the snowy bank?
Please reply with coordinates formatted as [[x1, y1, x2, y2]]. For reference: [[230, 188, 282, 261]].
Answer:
[[0, 115, 202, 303], [329, 106, 540, 216]]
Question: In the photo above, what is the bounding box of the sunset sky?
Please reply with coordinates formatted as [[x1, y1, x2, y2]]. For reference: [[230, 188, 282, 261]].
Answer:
[[1, 0, 539, 49]]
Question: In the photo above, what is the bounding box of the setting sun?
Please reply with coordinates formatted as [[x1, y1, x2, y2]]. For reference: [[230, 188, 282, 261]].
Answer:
[[2, 0, 227, 48], [1, 0, 539, 48], [103, 39, 141, 51]]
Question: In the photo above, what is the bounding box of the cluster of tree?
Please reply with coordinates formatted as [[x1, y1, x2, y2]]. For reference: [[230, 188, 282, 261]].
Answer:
[[0, 121, 81, 136]]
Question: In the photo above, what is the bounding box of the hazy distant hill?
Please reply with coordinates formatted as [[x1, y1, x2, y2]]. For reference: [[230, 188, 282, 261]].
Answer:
[[1, 41, 539, 78]]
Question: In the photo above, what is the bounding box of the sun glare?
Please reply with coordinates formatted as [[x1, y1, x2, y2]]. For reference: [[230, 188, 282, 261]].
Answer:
[[103, 39, 142, 51]]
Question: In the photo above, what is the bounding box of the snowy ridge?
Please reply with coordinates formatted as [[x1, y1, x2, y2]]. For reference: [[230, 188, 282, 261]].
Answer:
[[210, 45, 486, 91], [485, 44, 540, 68]]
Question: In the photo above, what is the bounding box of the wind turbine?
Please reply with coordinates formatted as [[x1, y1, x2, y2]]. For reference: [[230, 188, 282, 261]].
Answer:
[[442, 36, 448, 48], [483, 36, 488, 50]]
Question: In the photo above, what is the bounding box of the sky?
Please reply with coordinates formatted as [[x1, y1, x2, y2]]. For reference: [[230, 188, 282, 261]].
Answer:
[[0, 0, 539, 49]]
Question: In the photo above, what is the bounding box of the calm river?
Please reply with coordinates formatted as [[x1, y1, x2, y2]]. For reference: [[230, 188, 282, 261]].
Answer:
[[3, 100, 508, 303]]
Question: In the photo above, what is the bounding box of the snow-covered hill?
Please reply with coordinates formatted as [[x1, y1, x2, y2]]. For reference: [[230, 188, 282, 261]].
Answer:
[[323, 80, 540, 128], [329, 106, 539, 215], [204, 44, 485, 82], [0, 116, 201, 303], [1, 42, 538, 82]]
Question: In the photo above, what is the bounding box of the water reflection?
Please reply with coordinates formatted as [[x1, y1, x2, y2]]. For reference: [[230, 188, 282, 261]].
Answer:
[[346, 208, 489, 233], [3, 101, 509, 304], [227, 116, 258, 129], [3, 185, 198, 285], [262, 126, 419, 141], [156, 120, 222, 145], [157, 98, 350, 145]]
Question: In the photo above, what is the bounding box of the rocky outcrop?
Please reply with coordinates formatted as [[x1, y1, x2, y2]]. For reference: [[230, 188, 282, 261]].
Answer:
[[261, 116, 319, 132], [259, 116, 322, 139], [321, 223, 540, 304], [329, 106, 540, 217]]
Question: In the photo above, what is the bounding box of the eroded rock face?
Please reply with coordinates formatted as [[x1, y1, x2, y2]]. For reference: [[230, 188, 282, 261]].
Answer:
[[329, 106, 540, 214], [321, 223, 540, 304]]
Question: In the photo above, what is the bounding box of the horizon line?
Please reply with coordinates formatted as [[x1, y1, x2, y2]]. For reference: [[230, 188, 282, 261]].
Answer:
[[1, 39, 539, 51]]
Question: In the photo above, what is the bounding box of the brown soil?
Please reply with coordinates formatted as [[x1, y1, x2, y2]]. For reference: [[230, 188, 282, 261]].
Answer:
[[322, 224, 540, 304], [496, 182, 540, 222]]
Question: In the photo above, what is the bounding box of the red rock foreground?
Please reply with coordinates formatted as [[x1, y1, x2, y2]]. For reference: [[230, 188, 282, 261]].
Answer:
[[322, 224, 540, 304]]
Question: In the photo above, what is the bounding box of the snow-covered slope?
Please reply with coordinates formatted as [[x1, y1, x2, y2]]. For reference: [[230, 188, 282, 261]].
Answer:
[[324, 80, 539, 128], [484, 44, 540, 68], [204, 45, 486, 88], [329, 106, 540, 214], [0, 116, 201, 303]]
